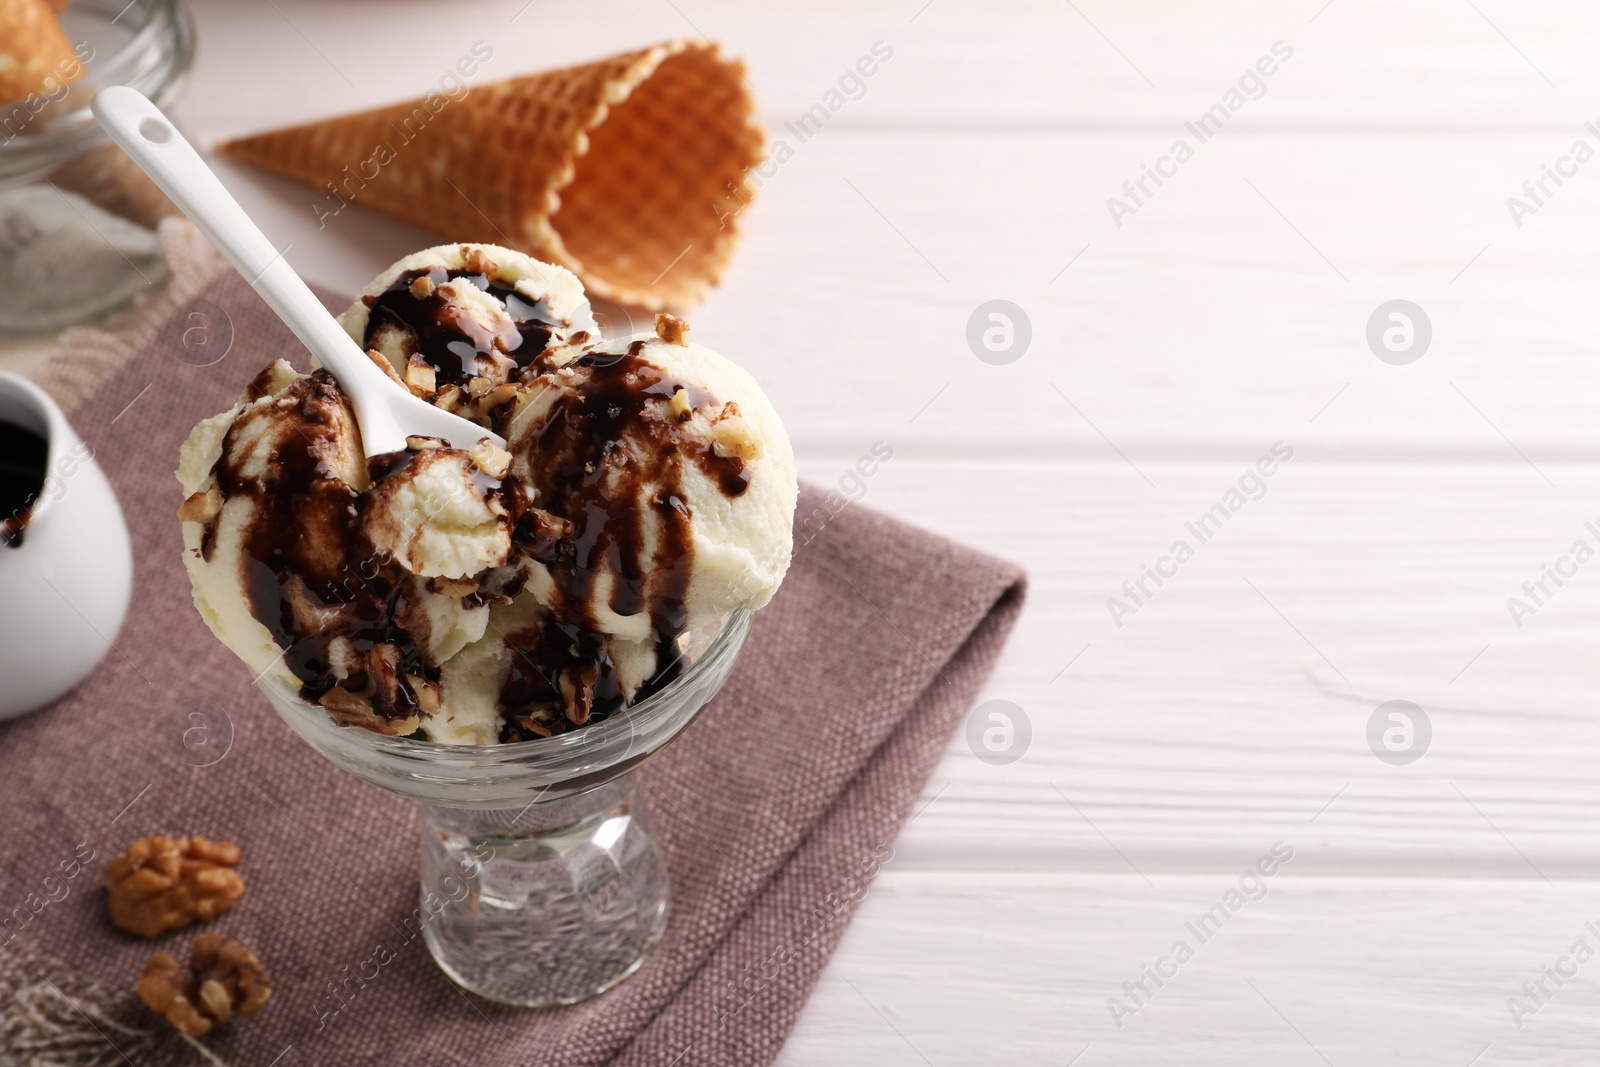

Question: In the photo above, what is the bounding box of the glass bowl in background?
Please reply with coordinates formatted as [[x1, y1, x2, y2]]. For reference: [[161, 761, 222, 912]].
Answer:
[[256, 609, 752, 1007], [0, 0, 193, 333]]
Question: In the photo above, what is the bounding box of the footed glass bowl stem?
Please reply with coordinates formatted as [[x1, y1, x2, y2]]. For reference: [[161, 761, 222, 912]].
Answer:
[[418, 773, 668, 1006]]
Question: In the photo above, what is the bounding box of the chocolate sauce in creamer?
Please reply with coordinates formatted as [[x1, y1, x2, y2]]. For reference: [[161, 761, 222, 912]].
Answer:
[[0, 421, 46, 549]]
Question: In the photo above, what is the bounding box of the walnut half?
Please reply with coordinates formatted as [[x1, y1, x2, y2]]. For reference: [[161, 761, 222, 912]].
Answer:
[[654, 311, 691, 346], [136, 933, 271, 1038], [106, 835, 245, 938]]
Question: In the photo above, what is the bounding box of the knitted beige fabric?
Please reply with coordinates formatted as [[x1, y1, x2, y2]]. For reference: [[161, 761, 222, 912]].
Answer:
[[1, 266, 1025, 1066], [0, 940, 222, 1067]]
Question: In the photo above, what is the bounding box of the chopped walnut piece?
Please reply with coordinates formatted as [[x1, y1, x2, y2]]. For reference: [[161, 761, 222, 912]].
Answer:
[[407, 674, 442, 715], [558, 663, 600, 725], [369, 643, 401, 693], [480, 383, 519, 412], [137, 934, 271, 1038], [668, 387, 693, 420], [404, 355, 437, 397], [176, 488, 223, 524], [462, 246, 498, 275], [516, 713, 554, 738], [708, 417, 759, 461], [106, 836, 245, 938], [191, 932, 272, 1021], [319, 685, 374, 724], [467, 375, 493, 398], [405, 435, 446, 451], [511, 507, 573, 560], [408, 274, 436, 299], [435, 384, 468, 416], [319, 677, 421, 737], [469, 438, 512, 480], [137, 953, 212, 1037], [654, 312, 691, 346], [365, 348, 406, 388]]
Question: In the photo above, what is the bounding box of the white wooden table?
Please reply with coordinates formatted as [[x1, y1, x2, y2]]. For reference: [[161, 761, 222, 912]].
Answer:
[[103, 0, 1600, 1061]]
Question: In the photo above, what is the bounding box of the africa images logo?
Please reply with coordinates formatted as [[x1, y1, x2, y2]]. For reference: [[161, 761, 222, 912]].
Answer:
[[1105, 41, 1294, 228], [1107, 442, 1294, 628]]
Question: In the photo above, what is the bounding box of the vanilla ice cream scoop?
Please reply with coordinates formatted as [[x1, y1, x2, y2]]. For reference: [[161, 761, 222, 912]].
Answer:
[[502, 325, 797, 642], [337, 243, 598, 395], [177, 361, 502, 735], [180, 245, 795, 745], [363, 444, 511, 579]]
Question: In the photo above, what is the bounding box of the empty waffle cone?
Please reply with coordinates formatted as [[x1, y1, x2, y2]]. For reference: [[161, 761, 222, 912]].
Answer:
[[0, 0, 83, 105], [219, 40, 763, 310]]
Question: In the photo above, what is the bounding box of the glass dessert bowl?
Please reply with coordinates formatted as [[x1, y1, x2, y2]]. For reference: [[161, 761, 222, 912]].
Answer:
[[256, 609, 750, 1007], [178, 242, 798, 1007]]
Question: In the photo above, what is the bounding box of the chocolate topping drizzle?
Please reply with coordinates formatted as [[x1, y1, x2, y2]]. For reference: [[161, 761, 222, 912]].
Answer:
[[487, 341, 741, 738], [210, 372, 433, 723], [494, 623, 686, 744], [511, 341, 748, 645], [363, 267, 558, 388]]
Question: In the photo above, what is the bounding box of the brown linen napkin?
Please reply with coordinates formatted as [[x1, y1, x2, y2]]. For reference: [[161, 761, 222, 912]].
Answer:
[[0, 270, 1025, 1066]]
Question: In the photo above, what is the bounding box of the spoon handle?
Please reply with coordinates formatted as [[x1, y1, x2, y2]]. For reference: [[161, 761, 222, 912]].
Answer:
[[90, 87, 378, 397]]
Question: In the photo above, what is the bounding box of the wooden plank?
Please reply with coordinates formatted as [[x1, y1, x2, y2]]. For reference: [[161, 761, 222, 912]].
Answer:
[[778, 870, 1600, 1065], [171, 0, 1600, 453], [183, 0, 1600, 131], [195, 122, 1600, 454], [720, 128, 1600, 455], [793, 457, 1600, 873]]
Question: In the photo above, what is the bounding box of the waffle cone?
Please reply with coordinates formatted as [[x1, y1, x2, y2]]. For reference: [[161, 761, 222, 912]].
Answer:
[[0, 0, 82, 106], [219, 41, 763, 310]]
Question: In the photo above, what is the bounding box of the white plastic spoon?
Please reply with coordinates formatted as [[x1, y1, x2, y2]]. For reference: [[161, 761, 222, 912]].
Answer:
[[90, 86, 504, 455]]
